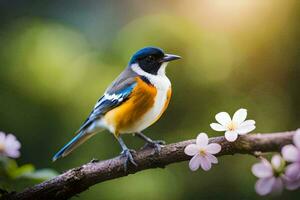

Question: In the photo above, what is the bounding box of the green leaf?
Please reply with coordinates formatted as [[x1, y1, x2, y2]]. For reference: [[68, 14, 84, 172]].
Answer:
[[10, 164, 35, 179], [5, 159, 18, 172]]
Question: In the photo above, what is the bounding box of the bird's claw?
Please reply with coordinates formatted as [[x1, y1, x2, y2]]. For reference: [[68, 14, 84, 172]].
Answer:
[[143, 140, 166, 154], [153, 140, 166, 145], [120, 149, 137, 171]]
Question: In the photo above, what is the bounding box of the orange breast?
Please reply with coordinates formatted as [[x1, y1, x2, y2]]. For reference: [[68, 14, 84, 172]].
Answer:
[[104, 77, 157, 136]]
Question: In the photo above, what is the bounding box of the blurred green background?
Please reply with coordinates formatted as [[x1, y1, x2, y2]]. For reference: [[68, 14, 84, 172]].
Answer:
[[0, 0, 299, 199]]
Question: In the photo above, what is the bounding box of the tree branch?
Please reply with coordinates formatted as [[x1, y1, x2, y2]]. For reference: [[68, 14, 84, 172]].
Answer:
[[3, 130, 297, 200]]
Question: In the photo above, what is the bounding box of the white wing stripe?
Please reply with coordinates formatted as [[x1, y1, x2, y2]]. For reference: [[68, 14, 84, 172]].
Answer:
[[94, 93, 125, 109]]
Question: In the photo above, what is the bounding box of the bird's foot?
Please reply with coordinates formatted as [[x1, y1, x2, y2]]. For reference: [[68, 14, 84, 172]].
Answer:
[[120, 149, 137, 171], [143, 140, 166, 154]]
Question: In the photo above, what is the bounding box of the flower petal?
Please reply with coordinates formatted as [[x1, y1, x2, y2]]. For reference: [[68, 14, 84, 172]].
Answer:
[[271, 178, 283, 195], [0, 133, 21, 158], [281, 145, 299, 162], [215, 112, 231, 126], [271, 155, 282, 170], [232, 108, 247, 124], [196, 133, 209, 147], [236, 125, 256, 135], [189, 155, 201, 171], [252, 162, 273, 178], [206, 143, 221, 154], [5, 149, 20, 158], [206, 154, 218, 164], [184, 144, 199, 156], [294, 130, 300, 149], [285, 176, 300, 190], [0, 132, 6, 142], [255, 177, 276, 196], [225, 131, 238, 142], [6, 134, 21, 149], [199, 155, 212, 171], [285, 163, 300, 180], [210, 123, 226, 131], [240, 120, 255, 126]]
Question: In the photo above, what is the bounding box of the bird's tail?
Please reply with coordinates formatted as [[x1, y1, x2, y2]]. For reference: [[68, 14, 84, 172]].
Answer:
[[52, 130, 98, 162]]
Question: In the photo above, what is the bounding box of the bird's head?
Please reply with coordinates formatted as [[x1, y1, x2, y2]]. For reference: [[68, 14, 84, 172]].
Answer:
[[129, 47, 181, 75]]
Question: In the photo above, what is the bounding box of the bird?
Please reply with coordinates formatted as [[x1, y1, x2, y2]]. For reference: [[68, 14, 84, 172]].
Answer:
[[52, 46, 181, 170]]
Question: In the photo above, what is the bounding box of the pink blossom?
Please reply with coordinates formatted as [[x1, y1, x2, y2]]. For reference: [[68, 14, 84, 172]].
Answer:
[[252, 155, 285, 196], [281, 129, 300, 190], [0, 131, 21, 158], [184, 133, 221, 171]]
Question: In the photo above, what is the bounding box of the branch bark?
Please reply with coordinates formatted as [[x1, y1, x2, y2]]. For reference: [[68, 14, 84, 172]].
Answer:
[[2, 130, 297, 200]]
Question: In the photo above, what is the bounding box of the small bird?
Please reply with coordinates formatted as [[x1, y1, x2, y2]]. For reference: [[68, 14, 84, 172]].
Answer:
[[53, 47, 181, 170]]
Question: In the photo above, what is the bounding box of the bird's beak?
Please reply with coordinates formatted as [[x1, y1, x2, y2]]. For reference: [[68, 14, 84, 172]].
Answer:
[[160, 54, 181, 63]]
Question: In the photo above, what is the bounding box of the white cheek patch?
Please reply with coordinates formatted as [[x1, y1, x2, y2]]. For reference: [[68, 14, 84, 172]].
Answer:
[[157, 62, 168, 76], [131, 63, 171, 90], [131, 64, 152, 78]]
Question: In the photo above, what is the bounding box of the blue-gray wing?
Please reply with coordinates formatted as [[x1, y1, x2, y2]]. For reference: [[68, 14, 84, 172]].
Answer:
[[91, 80, 137, 118], [77, 77, 137, 133]]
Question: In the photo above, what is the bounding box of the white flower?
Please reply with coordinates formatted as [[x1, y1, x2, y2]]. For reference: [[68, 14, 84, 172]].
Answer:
[[210, 108, 256, 142], [0, 132, 21, 158], [184, 133, 221, 171], [252, 155, 285, 196]]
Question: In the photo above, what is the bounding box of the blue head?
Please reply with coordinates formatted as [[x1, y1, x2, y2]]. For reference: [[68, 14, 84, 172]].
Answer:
[[129, 47, 181, 75]]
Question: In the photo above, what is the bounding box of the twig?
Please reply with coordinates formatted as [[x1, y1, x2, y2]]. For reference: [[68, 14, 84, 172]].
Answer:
[[2, 130, 296, 200]]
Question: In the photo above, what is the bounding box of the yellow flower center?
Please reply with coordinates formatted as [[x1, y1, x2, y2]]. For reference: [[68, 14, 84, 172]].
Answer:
[[199, 148, 206, 156], [227, 121, 237, 131]]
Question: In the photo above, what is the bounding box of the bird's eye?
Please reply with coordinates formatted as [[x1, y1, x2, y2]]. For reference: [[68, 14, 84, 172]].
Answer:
[[147, 55, 154, 61]]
